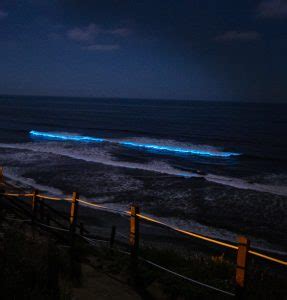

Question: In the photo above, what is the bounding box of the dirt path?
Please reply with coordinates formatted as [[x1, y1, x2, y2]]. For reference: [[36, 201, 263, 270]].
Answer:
[[72, 262, 142, 300]]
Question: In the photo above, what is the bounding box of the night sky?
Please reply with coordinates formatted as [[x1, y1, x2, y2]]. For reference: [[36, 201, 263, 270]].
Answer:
[[0, 0, 287, 101]]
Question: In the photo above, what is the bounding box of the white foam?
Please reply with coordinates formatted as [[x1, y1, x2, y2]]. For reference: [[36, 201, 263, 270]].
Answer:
[[205, 174, 287, 197], [1, 149, 286, 254], [0, 142, 198, 178], [110, 136, 225, 154], [3, 167, 64, 196], [71, 198, 287, 254], [30, 130, 239, 157], [146, 214, 287, 255], [1, 142, 287, 197]]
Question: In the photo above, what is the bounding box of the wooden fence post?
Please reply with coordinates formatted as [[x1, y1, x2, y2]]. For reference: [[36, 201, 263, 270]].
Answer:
[[110, 225, 116, 249], [69, 192, 79, 278], [130, 205, 139, 263], [70, 192, 79, 234], [235, 236, 250, 298]]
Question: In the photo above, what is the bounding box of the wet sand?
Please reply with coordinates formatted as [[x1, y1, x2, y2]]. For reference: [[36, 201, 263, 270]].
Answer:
[[2, 153, 287, 252]]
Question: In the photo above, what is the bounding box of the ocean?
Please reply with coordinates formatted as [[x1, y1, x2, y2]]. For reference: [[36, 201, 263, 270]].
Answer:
[[0, 95, 287, 250]]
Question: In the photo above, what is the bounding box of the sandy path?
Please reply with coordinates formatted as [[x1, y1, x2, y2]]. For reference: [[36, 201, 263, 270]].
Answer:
[[72, 262, 141, 300]]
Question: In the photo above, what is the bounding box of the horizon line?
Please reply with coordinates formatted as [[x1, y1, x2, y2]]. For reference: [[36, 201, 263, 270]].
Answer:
[[0, 93, 286, 104]]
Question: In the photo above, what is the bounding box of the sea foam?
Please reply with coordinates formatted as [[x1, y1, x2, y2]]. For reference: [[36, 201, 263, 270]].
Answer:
[[29, 130, 240, 158]]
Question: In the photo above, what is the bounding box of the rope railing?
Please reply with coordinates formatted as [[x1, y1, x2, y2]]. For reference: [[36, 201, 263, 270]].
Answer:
[[139, 257, 236, 297], [1, 191, 286, 266], [136, 213, 238, 250], [0, 192, 71, 201], [81, 232, 236, 297], [249, 250, 287, 266], [1, 185, 287, 300], [1, 211, 236, 297], [78, 199, 129, 215], [37, 194, 72, 201], [136, 213, 287, 266], [27, 217, 233, 297], [1, 192, 34, 197], [3, 156, 287, 294]]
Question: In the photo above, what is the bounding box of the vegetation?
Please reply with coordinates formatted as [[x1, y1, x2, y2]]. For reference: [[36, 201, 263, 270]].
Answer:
[[0, 201, 286, 299], [0, 213, 75, 299]]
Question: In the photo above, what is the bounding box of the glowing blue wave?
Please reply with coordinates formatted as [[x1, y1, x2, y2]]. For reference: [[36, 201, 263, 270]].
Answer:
[[119, 142, 239, 157], [29, 130, 105, 143], [29, 130, 240, 158]]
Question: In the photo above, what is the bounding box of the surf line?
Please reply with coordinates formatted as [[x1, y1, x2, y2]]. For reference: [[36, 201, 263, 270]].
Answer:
[[29, 130, 240, 158]]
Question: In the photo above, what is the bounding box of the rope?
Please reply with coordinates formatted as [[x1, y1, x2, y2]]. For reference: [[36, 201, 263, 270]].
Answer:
[[249, 250, 287, 266], [136, 214, 287, 266], [1, 191, 287, 267], [81, 235, 110, 244], [78, 199, 129, 216], [1, 192, 72, 201], [5, 217, 31, 222], [37, 194, 72, 201], [82, 236, 98, 247], [83, 236, 131, 255], [36, 222, 70, 232], [140, 257, 235, 297], [81, 235, 235, 297], [117, 231, 129, 240], [137, 213, 238, 250], [1, 192, 34, 197], [115, 248, 131, 256]]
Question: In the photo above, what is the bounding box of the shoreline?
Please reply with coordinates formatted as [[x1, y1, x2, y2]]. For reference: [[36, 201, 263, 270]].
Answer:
[[3, 170, 287, 255]]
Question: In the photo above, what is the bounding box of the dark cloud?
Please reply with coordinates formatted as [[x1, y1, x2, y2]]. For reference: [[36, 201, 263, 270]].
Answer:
[[214, 30, 261, 42], [67, 23, 131, 43], [67, 23, 100, 42], [107, 27, 131, 37], [0, 9, 8, 19], [258, 0, 287, 18], [1, 0, 287, 101], [83, 44, 120, 51]]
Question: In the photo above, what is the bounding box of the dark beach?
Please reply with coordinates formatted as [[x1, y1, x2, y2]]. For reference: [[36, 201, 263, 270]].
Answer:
[[2, 149, 286, 253]]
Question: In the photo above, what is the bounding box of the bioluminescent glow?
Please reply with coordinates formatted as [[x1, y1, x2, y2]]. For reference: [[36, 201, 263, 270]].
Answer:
[[29, 130, 240, 158], [119, 141, 240, 157], [29, 130, 105, 143]]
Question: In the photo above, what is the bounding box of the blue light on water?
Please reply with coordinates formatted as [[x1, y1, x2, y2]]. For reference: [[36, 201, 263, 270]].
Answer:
[[29, 130, 105, 143], [29, 130, 240, 158], [119, 141, 240, 157]]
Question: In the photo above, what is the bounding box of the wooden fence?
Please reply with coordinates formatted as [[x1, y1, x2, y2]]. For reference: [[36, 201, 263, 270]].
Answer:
[[0, 168, 286, 298]]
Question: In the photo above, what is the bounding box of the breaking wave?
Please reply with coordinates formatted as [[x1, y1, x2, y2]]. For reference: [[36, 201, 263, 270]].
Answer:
[[0, 141, 286, 196], [29, 130, 240, 158], [205, 174, 287, 197], [0, 142, 199, 178], [2, 166, 286, 254]]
